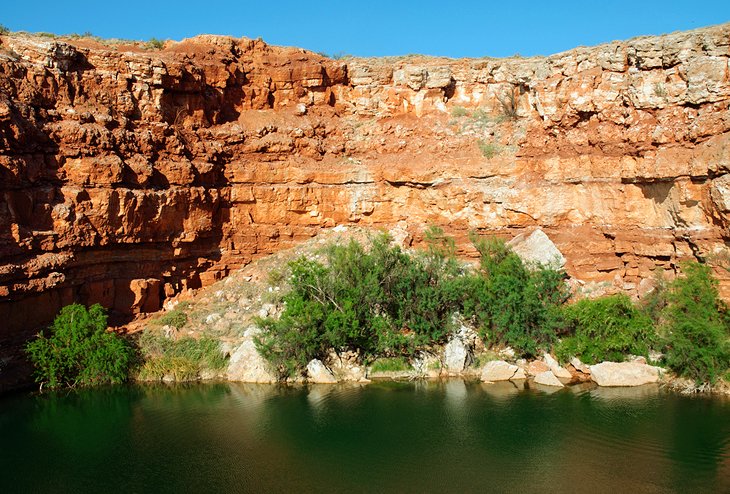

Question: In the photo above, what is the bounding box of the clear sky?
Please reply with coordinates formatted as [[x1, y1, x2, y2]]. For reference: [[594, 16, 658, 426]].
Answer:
[[3, 1, 730, 58]]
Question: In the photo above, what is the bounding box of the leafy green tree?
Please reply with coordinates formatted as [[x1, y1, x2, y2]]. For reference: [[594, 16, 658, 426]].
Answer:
[[465, 235, 567, 357], [255, 232, 464, 379], [556, 294, 656, 364], [26, 304, 132, 389], [661, 262, 730, 384]]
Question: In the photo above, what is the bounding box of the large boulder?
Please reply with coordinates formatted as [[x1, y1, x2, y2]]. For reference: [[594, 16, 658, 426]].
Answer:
[[589, 361, 662, 387], [227, 338, 277, 383], [543, 353, 573, 379], [481, 360, 519, 381], [534, 370, 564, 387], [306, 359, 338, 384], [526, 360, 550, 376], [507, 229, 565, 269]]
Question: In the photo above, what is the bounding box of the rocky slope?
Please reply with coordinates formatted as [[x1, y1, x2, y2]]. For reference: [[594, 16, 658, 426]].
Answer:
[[1, 24, 730, 343]]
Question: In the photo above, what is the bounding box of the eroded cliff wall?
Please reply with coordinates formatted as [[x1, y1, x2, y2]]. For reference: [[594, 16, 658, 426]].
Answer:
[[1, 25, 730, 335]]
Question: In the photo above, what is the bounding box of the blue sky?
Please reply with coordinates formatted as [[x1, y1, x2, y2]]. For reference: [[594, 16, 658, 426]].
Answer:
[[3, 1, 730, 58]]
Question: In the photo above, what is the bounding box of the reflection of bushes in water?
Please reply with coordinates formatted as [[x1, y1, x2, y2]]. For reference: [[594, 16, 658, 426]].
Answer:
[[30, 385, 140, 451], [136, 382, 231, 409]]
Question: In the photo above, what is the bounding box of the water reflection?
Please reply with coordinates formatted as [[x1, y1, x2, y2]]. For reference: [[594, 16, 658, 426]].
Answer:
[[0, 381, 728, 493]]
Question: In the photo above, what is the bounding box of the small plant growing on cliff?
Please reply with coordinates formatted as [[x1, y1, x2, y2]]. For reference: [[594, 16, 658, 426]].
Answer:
[[0, 24, 10, 35], [661, 262, 730, 384], [451, 106, 468, 118], [497, 89, 519, 121], [478, 139, 500, 158], [653, 82, 668, 99], [26, 304, 133, 389]]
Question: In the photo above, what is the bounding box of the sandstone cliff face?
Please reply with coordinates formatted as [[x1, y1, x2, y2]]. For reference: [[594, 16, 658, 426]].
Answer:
[[1, 25, 730, 336]]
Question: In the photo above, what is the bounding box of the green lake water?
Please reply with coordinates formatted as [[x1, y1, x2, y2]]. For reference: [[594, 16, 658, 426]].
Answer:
[[1, 381, 729, 493]]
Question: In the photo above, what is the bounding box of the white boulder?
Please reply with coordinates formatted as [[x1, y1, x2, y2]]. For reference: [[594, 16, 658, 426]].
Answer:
[[543, 353, 572, 379], [481, 360, 519, 381], [589, 361, 662, 387], [508, 229, 566, 269], [227, 339, 277, 383], [534, 370, 565, 387], [306, 359, 338, 384]]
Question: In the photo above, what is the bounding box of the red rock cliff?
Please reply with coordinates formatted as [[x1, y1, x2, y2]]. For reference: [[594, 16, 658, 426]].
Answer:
[[1, 25, 730, 336]]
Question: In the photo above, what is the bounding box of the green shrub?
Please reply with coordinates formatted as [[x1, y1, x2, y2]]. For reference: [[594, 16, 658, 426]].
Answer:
[[661, 262, 730, 384], [152, 308, 188, 329], [255, 232, 463, 379], [463, 235, 567, 358], [0, 25, 9, 35], [497, 90, 519, 120], [146, 37, 165, 49], [478, 139, 500, 158], [556, 294, 655, 364], [26, 304, 132, 389], [137, 330, 227, 381], [370, 357, 411, 373], [451, 106, 468, 118]]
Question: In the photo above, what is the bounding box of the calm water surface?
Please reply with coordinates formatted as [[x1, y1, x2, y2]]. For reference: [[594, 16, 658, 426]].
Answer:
[[1, 381, 729, 493]]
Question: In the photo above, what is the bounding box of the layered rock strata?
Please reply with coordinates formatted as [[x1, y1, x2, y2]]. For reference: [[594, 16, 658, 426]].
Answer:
[[2, 24, 730, 339]]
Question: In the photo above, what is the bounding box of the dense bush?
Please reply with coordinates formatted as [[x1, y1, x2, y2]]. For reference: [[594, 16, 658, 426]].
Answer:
[[26, 304, 132, 389], [661, 262, 730, 384], [463, 236, 567, 357], [255, 231, 464, 378], [555, 294, 655, 364]]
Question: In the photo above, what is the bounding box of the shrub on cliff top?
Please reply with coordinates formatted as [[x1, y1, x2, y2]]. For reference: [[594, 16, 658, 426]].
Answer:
[[0, 25, 10, 35], [661, 262, 730, 384], [26, 304, 132, 389]]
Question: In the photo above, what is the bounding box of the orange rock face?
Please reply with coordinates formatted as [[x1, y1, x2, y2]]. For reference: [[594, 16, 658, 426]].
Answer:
[[1, 25, 730, 336]]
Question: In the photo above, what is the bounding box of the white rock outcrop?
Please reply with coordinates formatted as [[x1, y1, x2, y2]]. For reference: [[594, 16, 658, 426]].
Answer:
[[306, 359, 338, 384], [227, 338, 277, 383], [507, 229, 566, 269], [444, 337, 470, 373]]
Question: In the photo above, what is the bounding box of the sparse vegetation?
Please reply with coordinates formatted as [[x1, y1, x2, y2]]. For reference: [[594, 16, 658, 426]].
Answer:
[[497, 89, 519, 120], [451, 106, 468, 118], [0, 24, 9, 35], [26, 304, 133, 389], [136, 330, 227, 381], [478, 139, 500, 158], [150, 307, 189, 330], [146, 37, 166, 50], [653, 82, 668, 98], [370, 357, 411, 373]]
